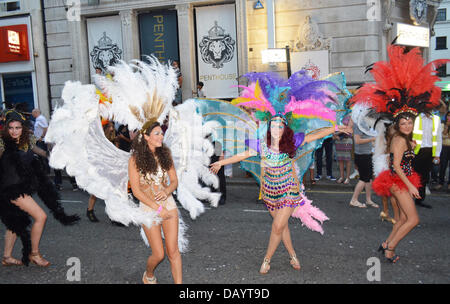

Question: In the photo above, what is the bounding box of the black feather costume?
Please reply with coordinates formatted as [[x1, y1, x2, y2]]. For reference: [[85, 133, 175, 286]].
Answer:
[[0, 135, 80, 266]]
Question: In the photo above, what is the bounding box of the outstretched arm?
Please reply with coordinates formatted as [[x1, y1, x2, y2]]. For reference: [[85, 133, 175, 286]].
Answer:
[[303, 125, 352, 145], [210, 149, 256, 174]]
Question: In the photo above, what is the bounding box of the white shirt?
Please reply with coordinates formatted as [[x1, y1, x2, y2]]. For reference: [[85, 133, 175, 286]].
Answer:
[[420, 113, 442, 156], [34, 114, 48, 139], [197, 88, 206, 98]]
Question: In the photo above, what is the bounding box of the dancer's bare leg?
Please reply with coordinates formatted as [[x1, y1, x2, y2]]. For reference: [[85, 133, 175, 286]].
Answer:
[[264, 207, 296, 260], [10, 195, 47, 254], [162, 209, 182, 284], [385, 188, 419, 257], [142, 223, 164, 278]]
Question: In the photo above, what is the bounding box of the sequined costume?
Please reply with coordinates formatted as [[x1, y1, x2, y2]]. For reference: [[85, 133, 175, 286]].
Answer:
[[260, 142, 305, 211], [245, 135, 329, 234], [372, 149, 421, 197], [138, 164, 177, 214]]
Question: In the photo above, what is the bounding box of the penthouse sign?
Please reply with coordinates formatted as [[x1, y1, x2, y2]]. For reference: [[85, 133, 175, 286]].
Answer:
[[196, 4, 238, 99], [139, 10, 179, 63]]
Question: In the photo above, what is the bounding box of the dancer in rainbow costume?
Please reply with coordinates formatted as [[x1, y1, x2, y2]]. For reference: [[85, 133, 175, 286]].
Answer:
[[207, 71, 352, 273]]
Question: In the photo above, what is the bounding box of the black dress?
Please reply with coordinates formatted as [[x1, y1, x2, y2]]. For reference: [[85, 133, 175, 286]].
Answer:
[[0, 136, 80, 265]]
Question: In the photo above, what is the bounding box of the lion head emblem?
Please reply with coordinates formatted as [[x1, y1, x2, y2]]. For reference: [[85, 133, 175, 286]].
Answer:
[[199, 21, 235, 69], [90, 32, 122, 73], [410, 0, 427, 25]]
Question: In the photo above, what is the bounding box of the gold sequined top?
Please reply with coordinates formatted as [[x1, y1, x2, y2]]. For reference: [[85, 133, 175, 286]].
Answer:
[[138, 165, 177, 212]]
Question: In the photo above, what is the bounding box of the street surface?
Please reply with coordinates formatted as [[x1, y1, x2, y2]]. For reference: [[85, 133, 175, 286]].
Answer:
[[0, 178, 449, 284]]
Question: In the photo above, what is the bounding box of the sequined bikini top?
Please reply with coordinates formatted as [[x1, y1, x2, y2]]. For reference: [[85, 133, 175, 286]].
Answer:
[[139, 165, 167, 186], [389, 150, 415, 176]]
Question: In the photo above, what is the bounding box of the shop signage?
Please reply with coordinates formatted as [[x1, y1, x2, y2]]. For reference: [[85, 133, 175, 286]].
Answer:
[[0, 24, 30, 63], [394, 23, 429, 48]]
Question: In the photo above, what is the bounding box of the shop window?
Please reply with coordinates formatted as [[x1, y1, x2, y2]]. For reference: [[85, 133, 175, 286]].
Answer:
[[0, 1, 20, 12], [436, 8, 447, 22], [2, 73, 34, 113], [436, 36, 447, 50]]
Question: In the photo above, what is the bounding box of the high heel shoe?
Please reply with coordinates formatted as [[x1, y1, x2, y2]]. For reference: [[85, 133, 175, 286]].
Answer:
[[86, 209, 99, 222], [385, 247, 400, 263], [289, 254, 301, 271], [29, 252, 50, 267], [142, 271, 157, 284], [259, 257, 270, 274], [380, 211, 396, 225], [377, 241, 388, 254]]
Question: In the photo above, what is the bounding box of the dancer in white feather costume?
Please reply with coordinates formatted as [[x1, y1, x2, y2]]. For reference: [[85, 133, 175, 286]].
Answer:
[[45, 57, 221, 283]]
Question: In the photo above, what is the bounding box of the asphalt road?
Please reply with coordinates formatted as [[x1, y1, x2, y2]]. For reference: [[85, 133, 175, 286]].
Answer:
[[0, 180, 449, 284]]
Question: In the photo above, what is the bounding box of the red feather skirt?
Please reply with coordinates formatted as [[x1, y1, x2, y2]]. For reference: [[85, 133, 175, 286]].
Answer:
[[372, 170, 422, 197]]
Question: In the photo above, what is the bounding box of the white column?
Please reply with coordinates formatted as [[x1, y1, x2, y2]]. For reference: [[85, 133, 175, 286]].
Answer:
[[68, 16, 90, 84], [176, 3, 195, 100], [120, 9, 140, 62], [236, 0, 248, 78]]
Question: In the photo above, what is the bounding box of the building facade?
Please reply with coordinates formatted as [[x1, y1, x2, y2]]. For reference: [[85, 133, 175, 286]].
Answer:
[[0, 0, 50, 117], [431, 0, 450, 103], [39, 0, 444, 109]]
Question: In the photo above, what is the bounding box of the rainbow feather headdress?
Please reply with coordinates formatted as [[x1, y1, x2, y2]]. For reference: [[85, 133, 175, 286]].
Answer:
[[232, 71, 339, 133]]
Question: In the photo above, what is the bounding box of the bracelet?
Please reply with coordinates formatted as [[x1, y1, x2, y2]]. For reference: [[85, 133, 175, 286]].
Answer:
[[156, 205, 163, 214]]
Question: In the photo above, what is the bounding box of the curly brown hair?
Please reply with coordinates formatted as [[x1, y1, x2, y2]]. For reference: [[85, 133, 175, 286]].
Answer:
[[131, 121, 173, 175], [1, 119, 32, 149]]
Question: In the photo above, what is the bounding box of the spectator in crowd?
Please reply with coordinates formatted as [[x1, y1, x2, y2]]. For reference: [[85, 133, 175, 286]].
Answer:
[[349, 119, 378, 208], [31, 109, 49, 173], [412, 112, 442, 209], [314, 137, 336, 181], [211, 140, 226, 205], [435, 111, 450, 191], [197, 82, 206, 98], [334, 115, 353, 184], [117, 124, 132, 152], [431, 102, 447, 184]]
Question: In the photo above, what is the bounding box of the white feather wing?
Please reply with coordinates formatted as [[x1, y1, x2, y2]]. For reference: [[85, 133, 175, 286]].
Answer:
[[46, 81, 163, 228], [164, 99, 221, 219]]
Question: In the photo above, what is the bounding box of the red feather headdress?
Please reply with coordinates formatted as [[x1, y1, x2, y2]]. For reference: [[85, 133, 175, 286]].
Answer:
[[351, 45, 449, 118]]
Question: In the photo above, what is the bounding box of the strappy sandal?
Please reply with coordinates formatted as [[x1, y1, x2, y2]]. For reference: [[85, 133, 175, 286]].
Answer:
[[29, 252, 51, 267], [290, 254, 301, 270], [377, 241, 388, 254], [1, 256, 23, 266], [259, 257, 270, 274], [385, 247, 400, 263], [142, 271, 157, 284]]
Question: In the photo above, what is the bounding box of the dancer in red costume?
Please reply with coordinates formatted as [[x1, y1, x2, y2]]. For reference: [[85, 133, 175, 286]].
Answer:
[[351, 45, 449, 263]]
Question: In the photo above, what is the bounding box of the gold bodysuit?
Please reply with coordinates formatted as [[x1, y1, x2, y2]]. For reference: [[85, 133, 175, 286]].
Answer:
[[139, 165, 177, 212]]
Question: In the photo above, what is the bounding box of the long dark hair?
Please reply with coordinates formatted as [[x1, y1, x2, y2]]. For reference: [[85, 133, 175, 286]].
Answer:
[[131, 121, 173, 175], [389, 112, 415, 151], [266, 120, 296, 158], [1, 119, 32, 149]]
